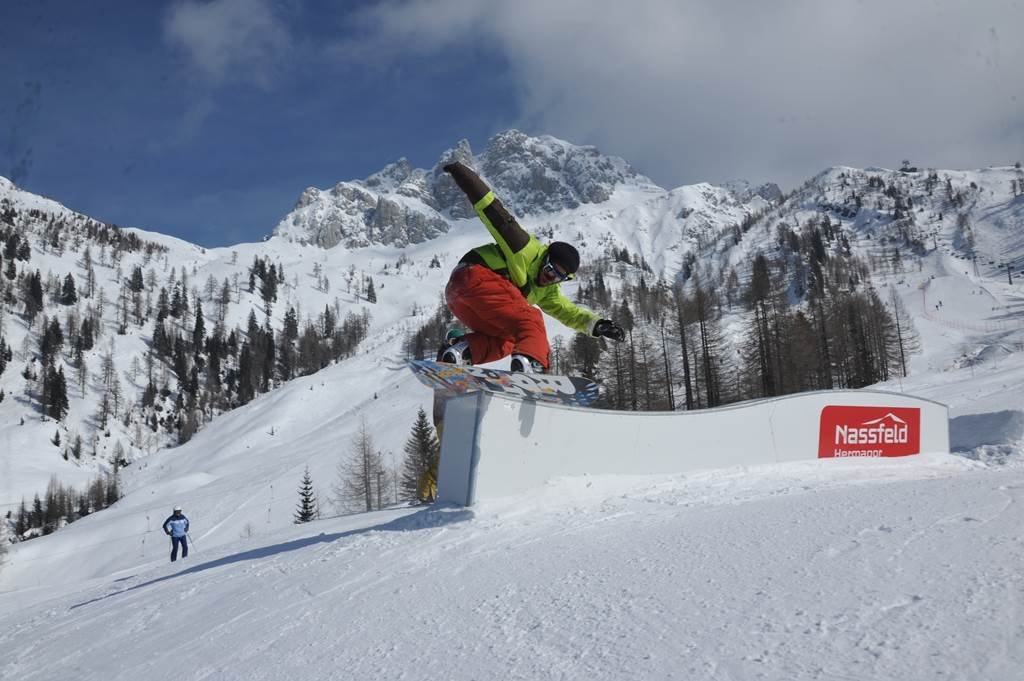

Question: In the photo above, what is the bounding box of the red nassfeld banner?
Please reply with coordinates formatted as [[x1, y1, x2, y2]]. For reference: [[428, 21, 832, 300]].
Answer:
[[818, 406, 921, 458]]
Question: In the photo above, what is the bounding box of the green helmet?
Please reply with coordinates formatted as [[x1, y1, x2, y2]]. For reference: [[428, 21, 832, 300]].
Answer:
[[444, 328, 466, 345]]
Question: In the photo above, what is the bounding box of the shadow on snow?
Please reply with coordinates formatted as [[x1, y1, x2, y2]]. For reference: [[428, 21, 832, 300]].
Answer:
[[70, 504, 473, 610]]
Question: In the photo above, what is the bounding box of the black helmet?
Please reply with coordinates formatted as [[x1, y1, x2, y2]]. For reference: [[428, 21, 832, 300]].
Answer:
[[546, 242, 580, 274]]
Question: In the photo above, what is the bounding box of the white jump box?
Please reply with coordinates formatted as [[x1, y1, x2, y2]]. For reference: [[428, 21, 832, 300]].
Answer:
[[436, 390, 950, 506]]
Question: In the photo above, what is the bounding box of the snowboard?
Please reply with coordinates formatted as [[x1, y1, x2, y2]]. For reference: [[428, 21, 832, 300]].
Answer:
[[408, 359, 600, 407]]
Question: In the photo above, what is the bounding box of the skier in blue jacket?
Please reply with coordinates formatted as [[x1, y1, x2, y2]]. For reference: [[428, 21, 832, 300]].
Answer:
[[162, 506, 190, 562]]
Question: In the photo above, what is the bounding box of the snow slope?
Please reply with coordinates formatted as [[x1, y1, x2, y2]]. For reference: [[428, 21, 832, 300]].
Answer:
[[2, 151, 1024, 678], [1, 456, 1021, 680], [2, 247, 1024, 677]]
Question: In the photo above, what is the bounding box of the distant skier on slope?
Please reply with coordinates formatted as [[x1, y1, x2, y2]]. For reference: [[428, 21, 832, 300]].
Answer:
[[439, 161, 625, 373], [162, 506, 190, 562]]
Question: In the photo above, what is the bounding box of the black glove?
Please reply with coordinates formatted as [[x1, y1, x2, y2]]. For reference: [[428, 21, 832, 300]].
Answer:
[[593, 319, 625, 342]]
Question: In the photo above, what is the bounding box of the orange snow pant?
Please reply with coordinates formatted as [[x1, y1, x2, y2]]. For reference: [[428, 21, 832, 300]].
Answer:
[[445, 264, 550, 370]]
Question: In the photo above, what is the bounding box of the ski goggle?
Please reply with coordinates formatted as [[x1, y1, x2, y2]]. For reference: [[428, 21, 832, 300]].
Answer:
[[541, 256, 574, 282]]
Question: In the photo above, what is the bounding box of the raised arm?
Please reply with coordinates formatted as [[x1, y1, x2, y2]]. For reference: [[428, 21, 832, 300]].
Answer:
[[444, 162, 530, 258]]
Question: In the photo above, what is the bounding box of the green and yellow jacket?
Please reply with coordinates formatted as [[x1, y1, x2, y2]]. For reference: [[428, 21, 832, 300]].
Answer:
[[446, 162, 600, 335]]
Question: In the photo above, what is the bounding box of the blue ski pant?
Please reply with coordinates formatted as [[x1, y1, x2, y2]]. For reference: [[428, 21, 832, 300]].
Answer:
[[171, 535, 188, 562]]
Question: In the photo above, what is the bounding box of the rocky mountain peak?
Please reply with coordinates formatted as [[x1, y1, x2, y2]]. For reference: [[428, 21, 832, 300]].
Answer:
[[273, 131, 661, 249], [363, 158, 414, 190], [473, 129, 658, 215], [719, 179, 783, 204]]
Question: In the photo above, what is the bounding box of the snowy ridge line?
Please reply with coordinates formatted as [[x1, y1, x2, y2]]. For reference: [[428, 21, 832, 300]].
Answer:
[[435, 388, 951, 506]]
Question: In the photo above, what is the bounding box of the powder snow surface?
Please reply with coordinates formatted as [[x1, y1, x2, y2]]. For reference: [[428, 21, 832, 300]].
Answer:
[[1, 458, 1022, 680]]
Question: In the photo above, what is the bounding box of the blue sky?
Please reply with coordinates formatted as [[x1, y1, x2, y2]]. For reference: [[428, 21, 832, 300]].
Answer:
[[1, 0, 516, 246], [2, 0, 1021, 247]]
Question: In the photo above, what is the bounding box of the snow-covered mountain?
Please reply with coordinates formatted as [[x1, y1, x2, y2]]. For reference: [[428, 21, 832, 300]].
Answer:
[[3, 139, 1023, 519], [3, 138, 1023, 515], [1, 135, 1024, 679], [273, 130, 669, 249], [0, 130, 776, 523]]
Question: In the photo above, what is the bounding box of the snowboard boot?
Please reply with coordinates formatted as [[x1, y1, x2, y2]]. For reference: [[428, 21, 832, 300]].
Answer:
[[510, 353, 546, 374], [439, 340, 471, 365]]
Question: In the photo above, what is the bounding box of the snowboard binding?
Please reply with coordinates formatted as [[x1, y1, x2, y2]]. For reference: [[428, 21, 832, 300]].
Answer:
[[438, 327, 471, 365]]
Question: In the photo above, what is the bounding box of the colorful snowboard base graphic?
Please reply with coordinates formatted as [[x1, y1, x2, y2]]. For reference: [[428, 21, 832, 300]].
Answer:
[[408, 359, 600, 407]]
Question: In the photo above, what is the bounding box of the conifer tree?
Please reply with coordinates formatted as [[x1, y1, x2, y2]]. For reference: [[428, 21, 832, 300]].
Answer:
[[294, 466, 318, 523], [23, 270, 44, 321], [40, 317, 64, 361], [129, 266, 145, 293], [297, 324, 324, 376], [31, 494, 44, 530], [44, 364, 69, 420], [401, 407, 440, 503], [14, 499, 28, 538], [277, 329, 296, 381], [260, 320, 275, 391], [321, 304, 337, 338], [156, 287, 170, 322], [237, 344, 256, 404], [217, 278, 232, 323], [3, 233, 17, 261], [192, 299, 206, 351], [260, 266, 277, 315], [61, 273, 77, 305], [283, 307, 299, 342], [173, 335, 192, 392], [0, 335, 9, 377], [170, 284, 186, 318]]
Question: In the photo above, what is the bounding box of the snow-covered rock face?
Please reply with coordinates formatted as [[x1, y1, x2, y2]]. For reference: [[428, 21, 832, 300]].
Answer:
[[272, 130, 661, 249], [720, 179, 784, 204], [429, 138, 476, 220], [474, 130, 657, 214], [275, 178, 450, 249]]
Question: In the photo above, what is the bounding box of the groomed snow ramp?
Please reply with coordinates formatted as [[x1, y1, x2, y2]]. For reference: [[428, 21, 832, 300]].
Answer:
[[437, 390, 950, 506]]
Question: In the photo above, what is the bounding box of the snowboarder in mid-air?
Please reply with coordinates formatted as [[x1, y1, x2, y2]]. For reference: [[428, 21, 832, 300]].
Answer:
[[439, 161, 625, 373], [162, 505, 190, 562]]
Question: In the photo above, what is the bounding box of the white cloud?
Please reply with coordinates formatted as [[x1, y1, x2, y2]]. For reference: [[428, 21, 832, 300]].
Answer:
[[163, 0, 293, 88], [342, 0, 1024, 187]]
